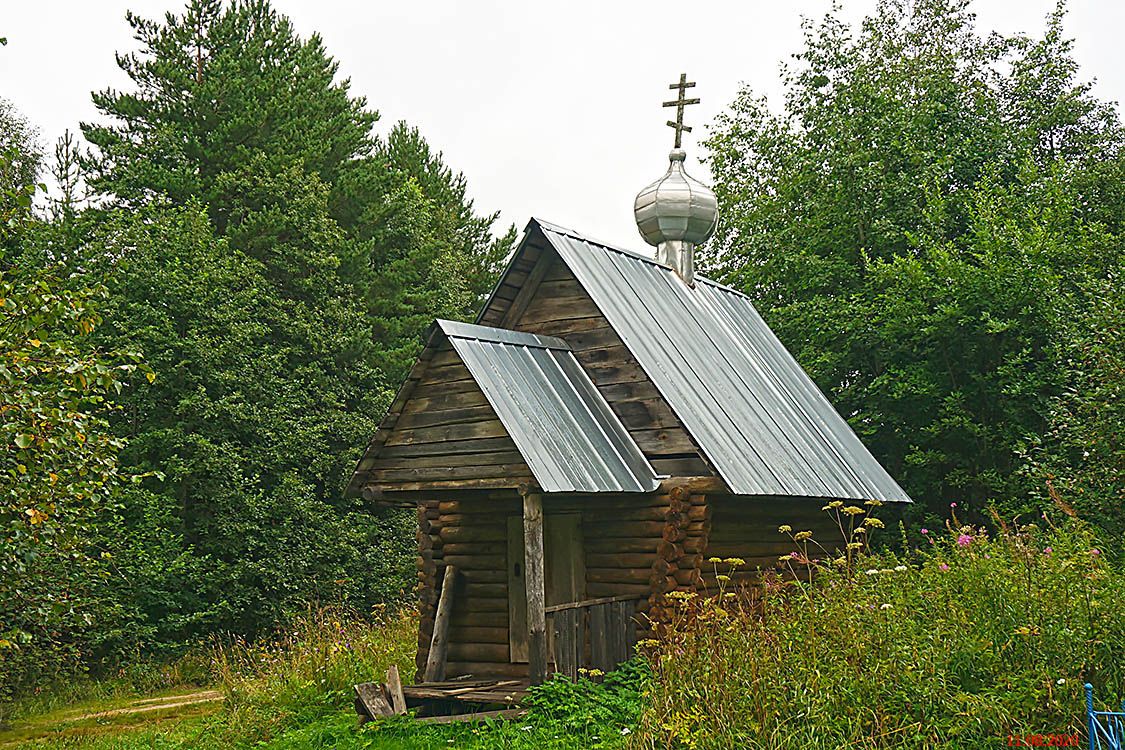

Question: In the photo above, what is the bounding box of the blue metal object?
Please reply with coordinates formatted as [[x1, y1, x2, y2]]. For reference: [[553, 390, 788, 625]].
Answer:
[[1087, 683, 1125, 750]]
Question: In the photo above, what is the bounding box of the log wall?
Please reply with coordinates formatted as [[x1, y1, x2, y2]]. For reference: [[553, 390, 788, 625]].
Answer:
[[413, 489, 690, 679], [414, 489, 853, 679], [695, 496, 841, 594]]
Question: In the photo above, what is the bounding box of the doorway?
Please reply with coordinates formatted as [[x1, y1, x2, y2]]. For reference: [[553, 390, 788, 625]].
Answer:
[[507, 512, 586, 663]]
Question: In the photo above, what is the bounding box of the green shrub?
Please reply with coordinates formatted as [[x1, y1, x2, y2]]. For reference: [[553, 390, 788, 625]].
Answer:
[[635, 510, 1124, 749]]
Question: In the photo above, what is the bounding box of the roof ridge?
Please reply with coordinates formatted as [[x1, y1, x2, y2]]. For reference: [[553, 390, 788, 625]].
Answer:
[[530, 217, 749, 299]]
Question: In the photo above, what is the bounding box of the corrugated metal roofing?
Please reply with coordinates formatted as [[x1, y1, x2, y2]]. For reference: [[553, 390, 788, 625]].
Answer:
[[436, 320, 660, 494], [532, 218, 911, 503]]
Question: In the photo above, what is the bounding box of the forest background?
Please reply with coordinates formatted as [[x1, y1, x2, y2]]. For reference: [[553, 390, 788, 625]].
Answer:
[[1, 0, 1121, 702]]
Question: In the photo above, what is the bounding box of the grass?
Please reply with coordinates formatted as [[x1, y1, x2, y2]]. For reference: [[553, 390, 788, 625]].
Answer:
[[6, 508, 1124, 750], [634, 508, 1125, 749], [2, 607, 644, 749]]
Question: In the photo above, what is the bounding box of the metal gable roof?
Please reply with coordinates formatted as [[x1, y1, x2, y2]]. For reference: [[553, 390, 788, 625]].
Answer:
[[530, 219, 911, 503], [436, 320, 660, 494]]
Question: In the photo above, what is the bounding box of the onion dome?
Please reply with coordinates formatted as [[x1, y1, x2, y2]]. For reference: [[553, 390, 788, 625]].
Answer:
[[634, 73, 718, 286]]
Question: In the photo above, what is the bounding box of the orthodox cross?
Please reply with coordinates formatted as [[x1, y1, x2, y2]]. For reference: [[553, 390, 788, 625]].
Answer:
[[663, 73, 700, 149]]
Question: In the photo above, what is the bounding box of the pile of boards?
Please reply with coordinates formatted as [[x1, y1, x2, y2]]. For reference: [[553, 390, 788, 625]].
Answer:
[[354, 668, 530, 725]]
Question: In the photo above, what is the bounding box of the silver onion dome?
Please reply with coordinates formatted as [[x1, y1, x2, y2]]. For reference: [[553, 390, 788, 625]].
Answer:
[[633, 148, 718, 285]]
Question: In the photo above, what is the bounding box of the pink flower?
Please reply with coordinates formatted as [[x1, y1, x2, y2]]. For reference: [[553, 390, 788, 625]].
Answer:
[[1043, 547, 1053, 555], [956, 534, 973, 547], [1091, 549, 1101, 557], [950, 502, 957, 508], [939, 563, 950, 572], [921, 528, 929, 535]]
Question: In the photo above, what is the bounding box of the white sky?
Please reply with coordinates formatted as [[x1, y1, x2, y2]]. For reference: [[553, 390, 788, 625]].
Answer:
[[2, 1, 1122, 249]]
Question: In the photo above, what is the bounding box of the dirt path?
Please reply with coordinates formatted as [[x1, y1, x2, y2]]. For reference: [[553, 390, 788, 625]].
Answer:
[[0, 688, 224, 747], [61, 689, 224, 721]]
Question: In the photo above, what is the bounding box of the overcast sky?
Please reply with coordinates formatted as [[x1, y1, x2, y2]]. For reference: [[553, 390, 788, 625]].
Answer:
[[2, 1, 1122, 249]]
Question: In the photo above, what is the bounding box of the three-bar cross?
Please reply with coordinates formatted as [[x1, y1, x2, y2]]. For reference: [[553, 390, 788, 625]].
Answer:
[[663, 73, 700, 149]]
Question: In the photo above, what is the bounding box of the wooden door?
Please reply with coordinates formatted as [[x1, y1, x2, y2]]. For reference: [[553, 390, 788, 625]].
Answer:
[[507, 512, 585, 663]]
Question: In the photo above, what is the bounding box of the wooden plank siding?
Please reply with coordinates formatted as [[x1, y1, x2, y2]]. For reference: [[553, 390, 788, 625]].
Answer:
[[482, 245, 715, 478], [356, 342, 535, 493]]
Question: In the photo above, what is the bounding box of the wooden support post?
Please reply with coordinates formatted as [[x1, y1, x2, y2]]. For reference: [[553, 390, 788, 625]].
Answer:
[[424, 564, 458, 682], [522, 490, 548, 685]]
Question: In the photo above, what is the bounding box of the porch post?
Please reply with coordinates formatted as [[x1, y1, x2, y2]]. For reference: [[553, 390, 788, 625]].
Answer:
[[521, 488, 548, 685]]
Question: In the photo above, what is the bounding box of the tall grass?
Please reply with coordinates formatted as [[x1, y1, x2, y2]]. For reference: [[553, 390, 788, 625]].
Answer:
[[211, 605, 417, 742], [634, 510, 1125, 749]]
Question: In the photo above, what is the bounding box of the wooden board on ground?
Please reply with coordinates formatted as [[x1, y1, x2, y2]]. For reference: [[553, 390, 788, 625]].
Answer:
[[402, 678, 529, 707], [414, 708, 529, 725], [354, 682, 393, 723], [386, 665, 407, 715]]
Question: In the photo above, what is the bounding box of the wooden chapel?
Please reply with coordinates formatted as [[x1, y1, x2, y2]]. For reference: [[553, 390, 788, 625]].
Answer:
[[345, 76, 910, 706]]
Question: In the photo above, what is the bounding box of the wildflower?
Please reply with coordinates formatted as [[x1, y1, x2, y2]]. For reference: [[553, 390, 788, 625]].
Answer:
[[1091, 549, 1102, 557], [1043, 547, 1053, 555], [956, 533, 973, 547], [722, 557, 746, 567], [880, 603, 893, 610], [793, 530, 813, 541], [621, 727, 632, 735], [842, 505, 865, 516], [864, 517, 885, 528], [951, 502, 957, 508], [864, 499, 883, 507], [1057, 678, 1066, 685], [707, 556, 722, 564], [920, 528, 929, 535], [865, 569, 879, 576], [723, 592, 736, 599], [939, 563, 950, 572], [854, 526, 867, 534], [832, 557, 847, 567], [666, 591, 697, 600], [521, 725, 533, 731], [778, 525, 792, 534], [846, 541, 864, 551], [716, 574, 731, 582], [822, 500, 844, 510], [894, 565, 907, 572]]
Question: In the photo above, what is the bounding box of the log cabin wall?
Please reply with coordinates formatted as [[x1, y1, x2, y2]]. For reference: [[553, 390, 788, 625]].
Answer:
[[695, 496, 840, 595], [415, 489, 708, 679], [417, 493, 527, 680], [543, 487, 696, 627], [356, 342, 535, 493]]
